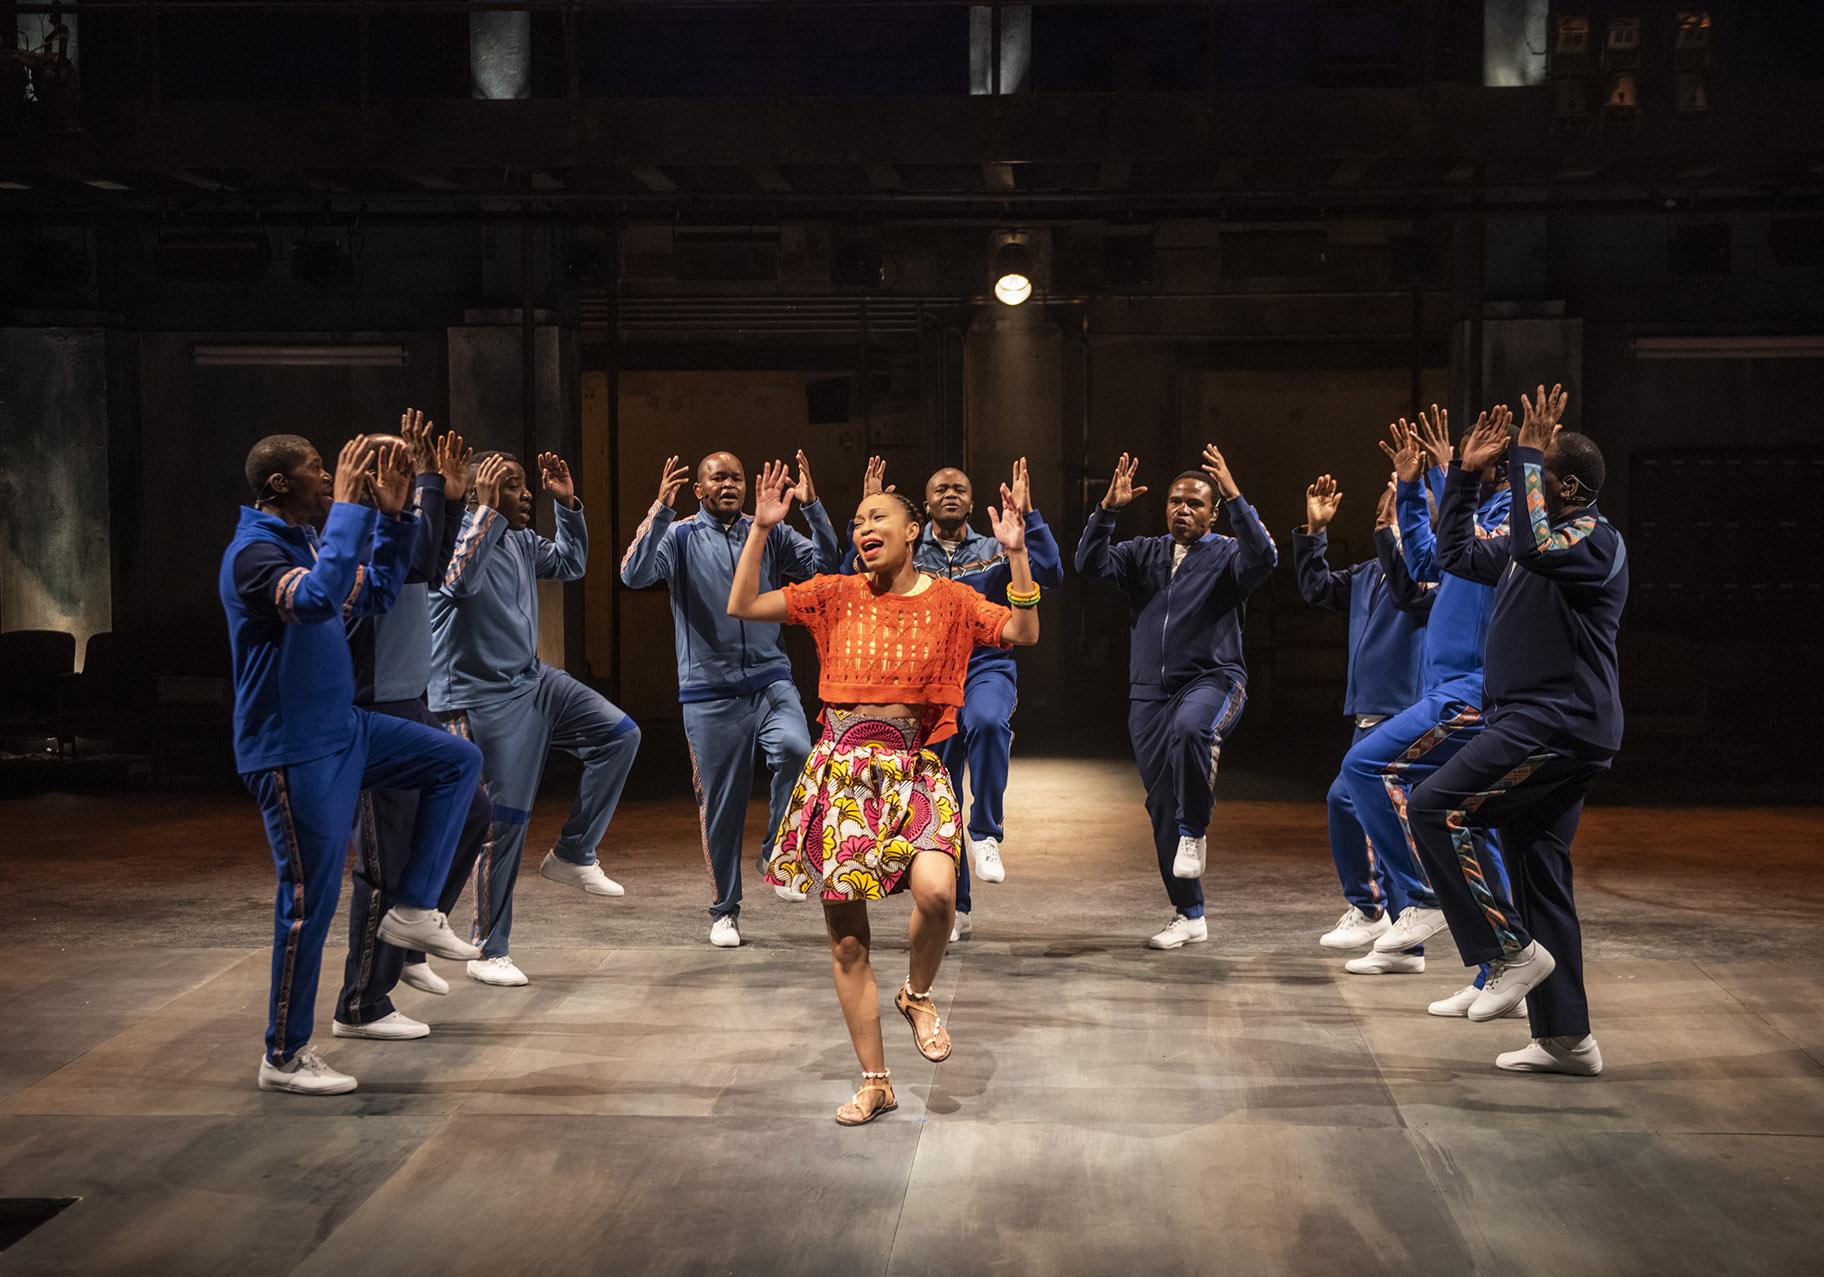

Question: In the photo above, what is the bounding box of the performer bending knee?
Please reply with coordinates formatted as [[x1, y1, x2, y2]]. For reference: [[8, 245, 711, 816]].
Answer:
[[334, 412, 496, 1029], [844, 456, 1065, 938], [620, 448, 841, 948], [728, 462, 1040, 1125], [223, 433, 483, 1096], [429, 449, 641, 988], [1075, 445, 1277, 951], [1293, 473, 1433, 967], [1407, 386, 1624, 1075], [1337, 409, 1516, 1011]]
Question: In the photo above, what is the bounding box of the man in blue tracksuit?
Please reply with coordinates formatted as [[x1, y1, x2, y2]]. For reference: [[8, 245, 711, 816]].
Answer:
[[841, 456, 1066, 939], [1293, 474, 1433, 962], [619, 448, 840, 948], [335, 416, 496, 1035], [1075, 445, 1277, 951], [429, 448, 641, 988], [1410, 386, 1625, 1075], [222, 432, 482, 1096], [1339, 412, 1517, 1009]]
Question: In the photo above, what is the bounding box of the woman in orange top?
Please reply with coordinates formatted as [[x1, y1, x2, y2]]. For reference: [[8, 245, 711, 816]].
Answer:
[[729, 458, 1040, 1125]]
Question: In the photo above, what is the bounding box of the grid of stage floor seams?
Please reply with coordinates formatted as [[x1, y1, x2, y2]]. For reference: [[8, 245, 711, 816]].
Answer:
[[1, 759, 1821, 1275]]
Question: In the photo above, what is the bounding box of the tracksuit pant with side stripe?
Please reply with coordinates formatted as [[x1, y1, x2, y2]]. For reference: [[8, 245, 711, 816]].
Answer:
[[1409, 716, 1609, 1039], [682, 681, 813, 922], [1338, 685, 1510, 926], [1326, 720, 1399, 919], [442, 664, 640, 958], [335, 696, 493, 1028], [242, 709, 482, 1065], [1128, 676, 1247, 920], [934, 662, 1019, 917]]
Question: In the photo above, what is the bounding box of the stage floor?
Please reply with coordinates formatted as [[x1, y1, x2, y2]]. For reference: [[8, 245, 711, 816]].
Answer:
[[2, 759, 1821, 1275]]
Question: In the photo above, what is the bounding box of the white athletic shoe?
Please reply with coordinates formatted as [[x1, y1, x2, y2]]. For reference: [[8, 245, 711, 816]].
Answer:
[[950, 912, 974, 943], [1469, 942, 1556, 1022], [1496, 1034, 1602, 1076], [1320, 906, 1390, 950], [1148, 915, 1209, 950], [1429, 983, 1528, 1019], [399, 962, 449, 996], [539, 851, 625, 896], [774, 883, 808, 902], [970, 837, 1007, 884], [466, 955, 529, 987], [257, 1045, 357, 1096], [1372, 905, 1449, 953], [710, 916, 742, 948], [332, 1011, 430, 1041], [1171, 835, 1206, 879], [377, 908, 481, 962], [1343, 950, 1425, 975]]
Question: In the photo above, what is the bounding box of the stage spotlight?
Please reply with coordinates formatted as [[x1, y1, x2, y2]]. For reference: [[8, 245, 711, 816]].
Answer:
[[993, 240, 1033, 306]]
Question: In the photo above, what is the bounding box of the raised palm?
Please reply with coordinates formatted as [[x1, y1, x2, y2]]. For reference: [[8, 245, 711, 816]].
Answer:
[[989, 484, 1026, 552], [1101, 453, 1148, 510], [1305, 474, 1342, 529], [753, 458, 795, 528]]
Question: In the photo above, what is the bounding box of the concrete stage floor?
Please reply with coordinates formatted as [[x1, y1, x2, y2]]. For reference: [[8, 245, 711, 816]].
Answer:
[[1, 757, 1821, 1275]]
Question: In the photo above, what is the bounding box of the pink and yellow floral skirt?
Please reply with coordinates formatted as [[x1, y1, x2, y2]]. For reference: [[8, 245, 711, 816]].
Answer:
[[765, 710, 962, 902]]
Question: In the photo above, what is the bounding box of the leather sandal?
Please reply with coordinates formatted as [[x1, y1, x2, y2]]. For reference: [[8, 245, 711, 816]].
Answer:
[[835, 1070, 897, 1126], [895, 982, 953, 1062]]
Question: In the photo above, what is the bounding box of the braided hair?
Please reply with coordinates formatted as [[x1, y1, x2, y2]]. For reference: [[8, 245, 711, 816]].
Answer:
[[886, 489, 924, 529]]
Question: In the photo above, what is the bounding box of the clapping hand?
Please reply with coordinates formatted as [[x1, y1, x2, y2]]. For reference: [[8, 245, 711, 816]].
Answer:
[[1460, 406, 1514, 473], [989, 483, 1027, 553], [791, 449, 818, 506]]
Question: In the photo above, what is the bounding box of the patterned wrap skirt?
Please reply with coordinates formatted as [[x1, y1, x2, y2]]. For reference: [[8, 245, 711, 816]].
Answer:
[[765, 710, 963, 902]]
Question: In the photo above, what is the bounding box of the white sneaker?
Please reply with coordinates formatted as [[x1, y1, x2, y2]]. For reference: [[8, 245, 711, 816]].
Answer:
[[1148, 915, 1209, 950], [378, 907, 482, 962], [257, 1045, 357, 1095], [1496, 1034, 1602, 1076], [969, 837, 1007, 884], [1429, 983, 1528, 1018], [332, 1011, 429, 1041], [1343, 950, 1425, 975], [774, 883, 808, 902], [399, 962, 449, 996], [466, 955, 529, 987], [1468, 942, 1556, 1022], [1320, 906, 1390, 950], [1171, 835, 1206, 879], [710, 916, 742, 948], [539, 851, 625, 896], [1372, 905, 1449, 953], [950, 912, 974, 943]]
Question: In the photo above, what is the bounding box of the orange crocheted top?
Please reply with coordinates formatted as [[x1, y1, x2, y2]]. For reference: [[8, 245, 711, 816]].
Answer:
[[782, 572, 1013, 744]]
